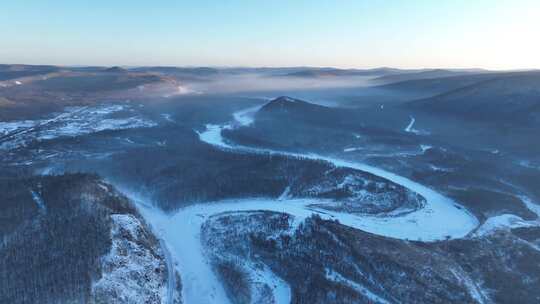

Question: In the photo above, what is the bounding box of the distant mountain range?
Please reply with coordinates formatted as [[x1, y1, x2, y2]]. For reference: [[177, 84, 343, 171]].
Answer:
[[272, 67, 405, 78], [0, 64, 60, 81], [0, 64, 180, 121], [2, 63, 539, 127], [373, 68, 490, 84], [405, 71, 540, 125]]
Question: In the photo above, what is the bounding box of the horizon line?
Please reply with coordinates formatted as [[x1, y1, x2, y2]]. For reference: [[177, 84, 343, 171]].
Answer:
[[2, 62, 540, 73]]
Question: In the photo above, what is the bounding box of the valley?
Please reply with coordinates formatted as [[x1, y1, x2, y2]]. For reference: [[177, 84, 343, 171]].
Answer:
[[1, 65, 540, 303]]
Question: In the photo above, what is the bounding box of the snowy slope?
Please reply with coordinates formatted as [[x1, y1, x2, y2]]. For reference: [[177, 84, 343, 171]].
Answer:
[[92, 214, 168, 304]]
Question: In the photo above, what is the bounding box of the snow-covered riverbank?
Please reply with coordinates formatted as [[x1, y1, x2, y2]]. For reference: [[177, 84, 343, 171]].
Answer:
[[197, 104, 478, 241]]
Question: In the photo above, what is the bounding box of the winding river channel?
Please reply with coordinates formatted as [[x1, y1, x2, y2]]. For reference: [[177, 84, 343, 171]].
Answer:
[[137, 103, 479, 304]]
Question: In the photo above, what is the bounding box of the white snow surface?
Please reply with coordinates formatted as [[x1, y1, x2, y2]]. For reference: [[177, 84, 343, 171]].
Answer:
[[420, 144, 433, 153], [278, 186, 291, 201], [92, 214, 167, 304], [37, 105, 156, 139], [0, 120, 35, 136], [474, 195, 540, 237], [161, 113, 174, 123], [449, 268, 488, 304], [325, 268, 389, 304], [249, 265, 291, 304], [405, 116, 416, 133], [404, 116, 430, 135], [520, 195, 540, 217], [429, 164, 453, 172], [0, 104, 156, 150], [30, 190, 47, 214]]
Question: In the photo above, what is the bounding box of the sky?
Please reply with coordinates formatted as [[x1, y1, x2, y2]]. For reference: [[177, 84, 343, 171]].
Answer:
[[1, 0, 539, 69]]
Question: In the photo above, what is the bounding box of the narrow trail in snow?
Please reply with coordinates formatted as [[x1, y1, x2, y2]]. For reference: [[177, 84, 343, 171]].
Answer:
[[404, 116, 416, 133], [30, 190, 47, 214]]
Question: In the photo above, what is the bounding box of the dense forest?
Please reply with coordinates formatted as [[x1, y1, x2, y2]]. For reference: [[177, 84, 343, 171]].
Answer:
[[203, 211, 540, 304], [0, 174, 170, 304]]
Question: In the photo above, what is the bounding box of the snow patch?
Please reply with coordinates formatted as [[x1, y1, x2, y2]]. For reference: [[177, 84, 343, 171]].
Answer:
[[0, 120, 35, 136], [404, 116, 430, 135], [278, 186, 291, 201], [474, 214, 534, 236], [520, 195, 540, 218], [429, 164, 453, 172], [30, 190, 47, 214], [234, 262, 291, 304], [161, 113, 174, 123], [325, 268, 389, 304], [420, 144, 433, 153], [475, 195, 540, 237], [449, 268, 488, 304], [404, 116, 416, 133], [0, 104, 156, 150], [252, 266, 290, 304], [518, 160, 539, 170], [92, 214, 167, 304]]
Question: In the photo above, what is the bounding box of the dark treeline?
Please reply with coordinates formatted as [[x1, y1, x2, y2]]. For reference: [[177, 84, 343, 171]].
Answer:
[[0, 174, 139, 304], [93, 126, 421, 213]]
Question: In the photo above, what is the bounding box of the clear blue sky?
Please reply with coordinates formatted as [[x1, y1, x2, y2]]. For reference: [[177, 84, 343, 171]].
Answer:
[[1, 0, 538, 69]]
